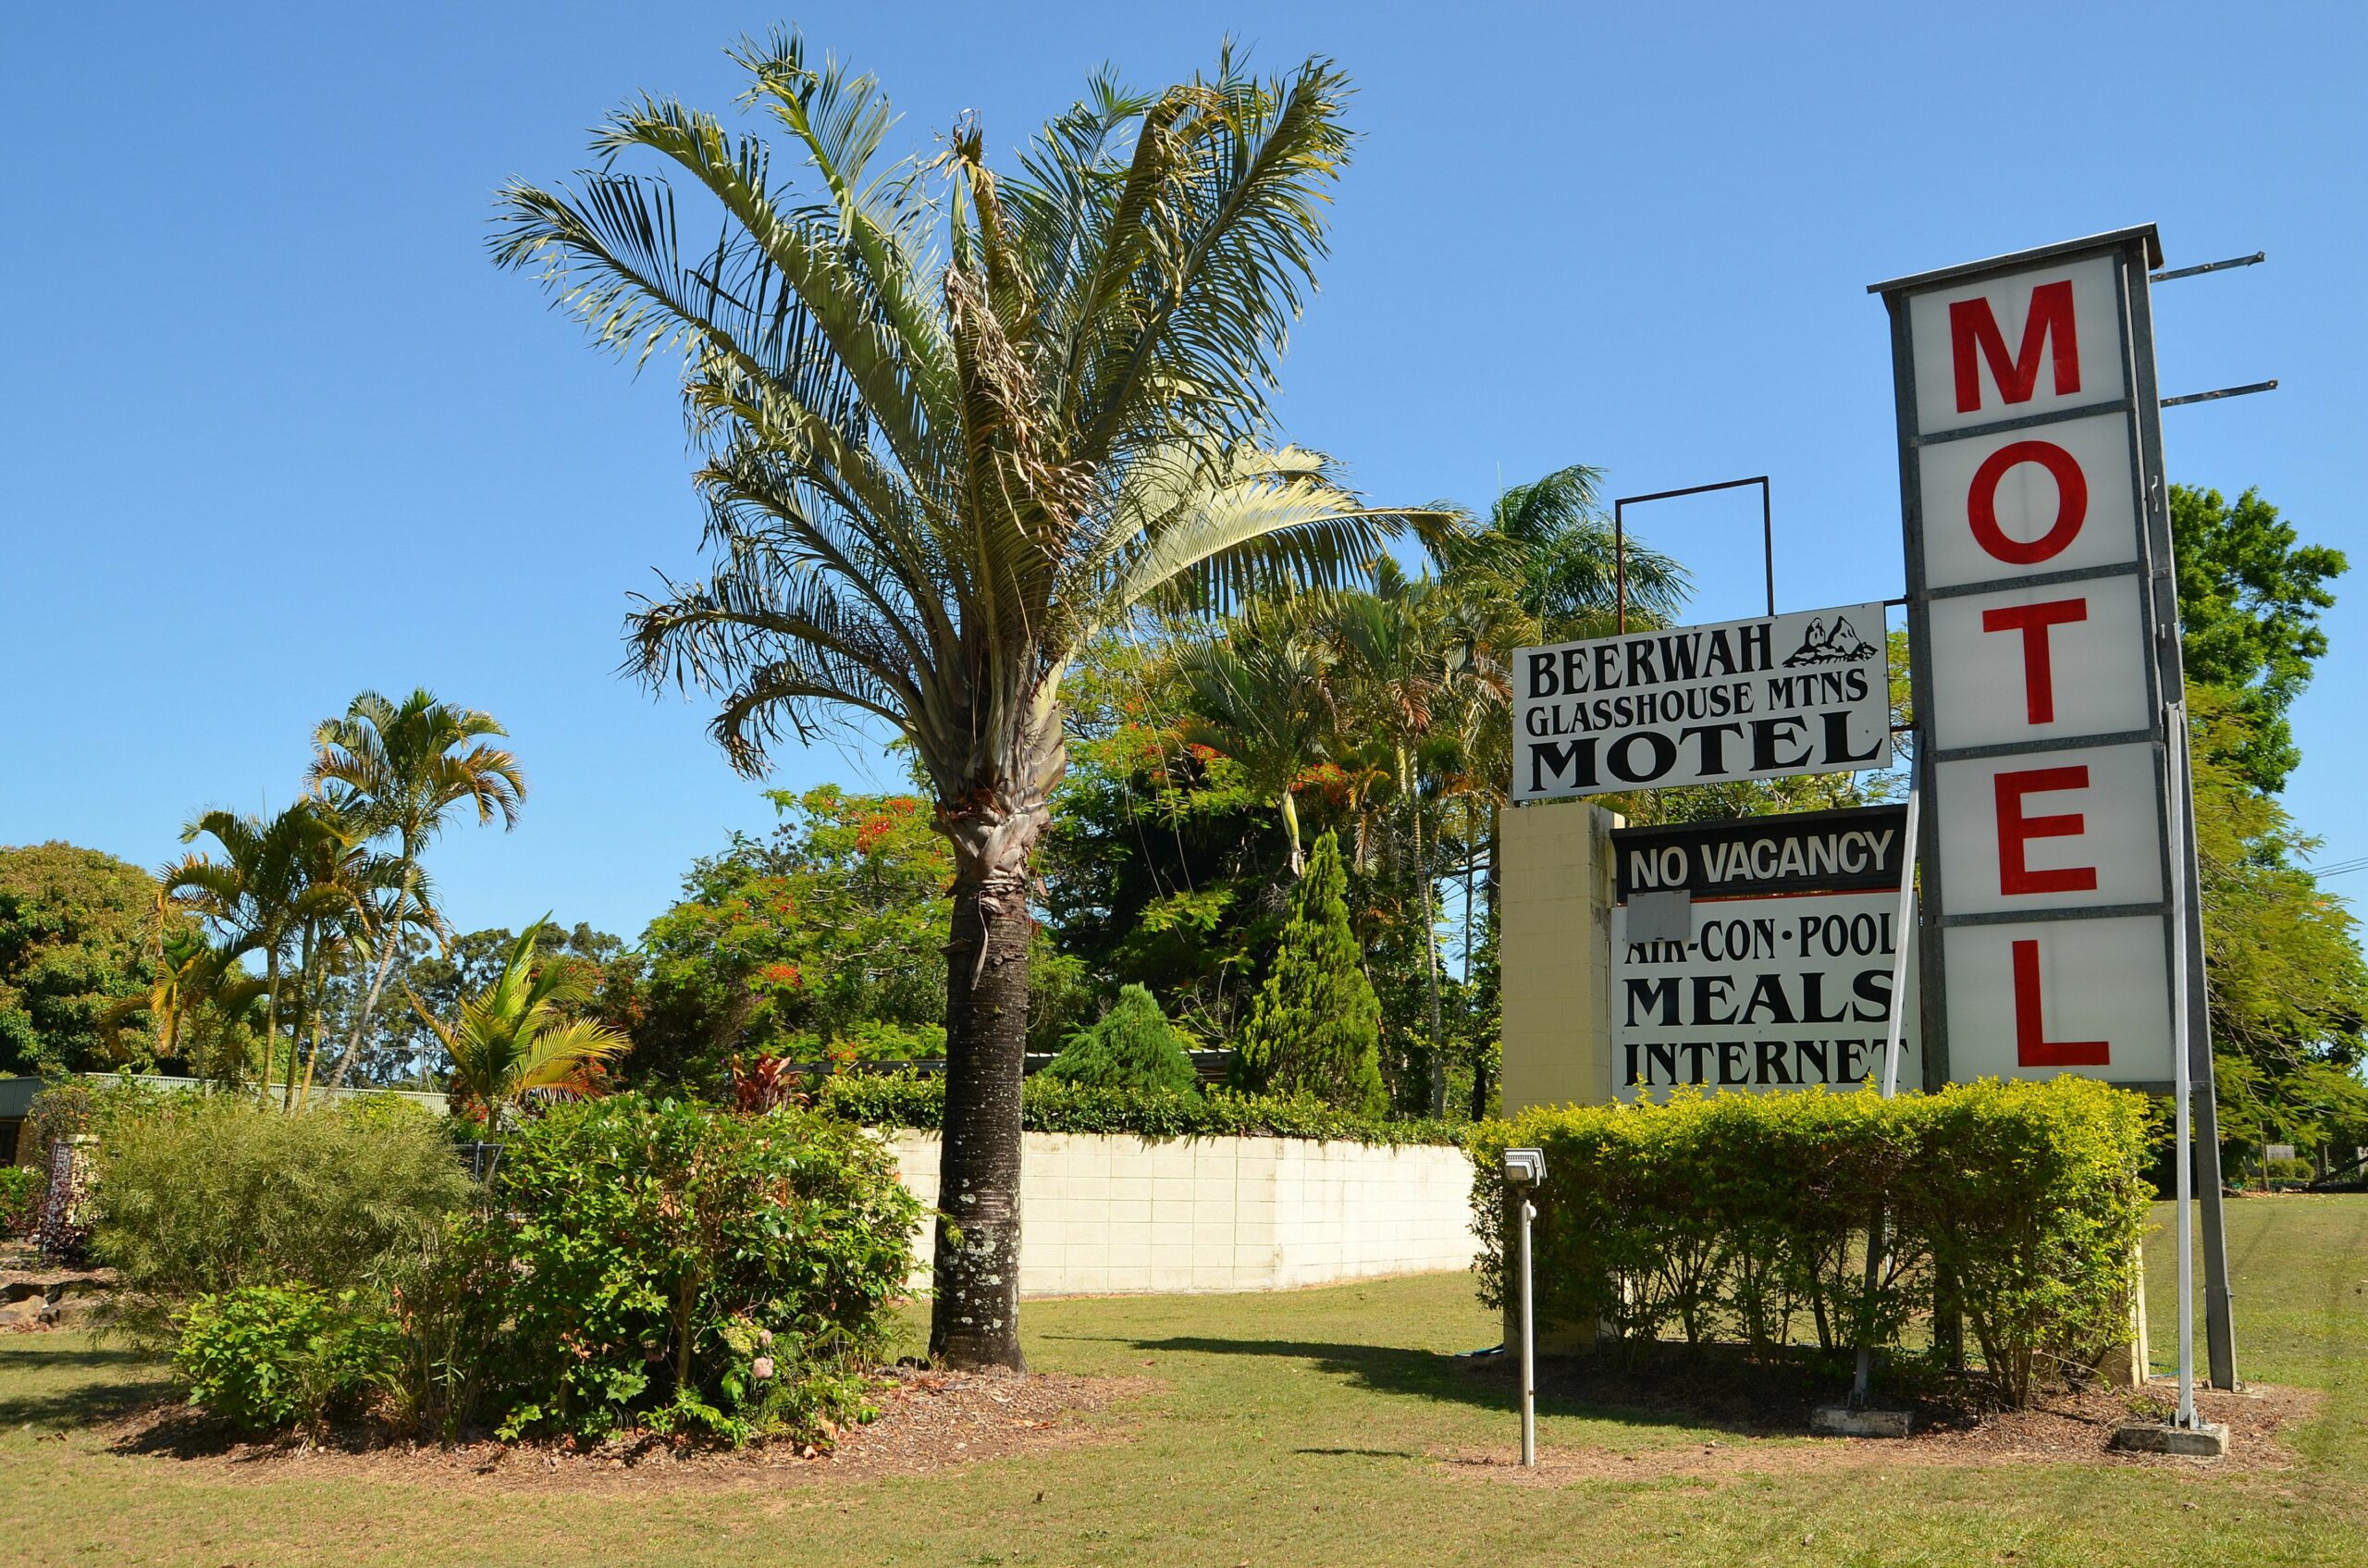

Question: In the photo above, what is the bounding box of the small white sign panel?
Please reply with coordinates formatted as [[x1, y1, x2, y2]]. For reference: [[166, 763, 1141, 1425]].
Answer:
[[1612, 893, 1918, 1099], [1926, 575, 2155, 751], [1941, 915, 2175, 1082], [1512, 602, 1893, 801], [1906, 254, 2126, 436], [1916, 411, 2142, 591], [1933, 742, 2166, 916]]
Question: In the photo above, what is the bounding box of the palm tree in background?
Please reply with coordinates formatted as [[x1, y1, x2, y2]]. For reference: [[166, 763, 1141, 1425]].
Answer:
[[1486, 463, 1687, 636], [163, 800, 377, 1104], [406, 917, 629, 1127], [495, 33, 1435, 1368], [1177, 611, 1337, 877], [309, 688, 526, 1090], [100, 895, 267, 1072]]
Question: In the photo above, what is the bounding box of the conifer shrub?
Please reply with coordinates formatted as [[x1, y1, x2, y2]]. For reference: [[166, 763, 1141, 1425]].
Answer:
[[1231, 832, 1387, 1116], [1042, 984, 1198, 1093], [1470, 1079, 2151, 1407]]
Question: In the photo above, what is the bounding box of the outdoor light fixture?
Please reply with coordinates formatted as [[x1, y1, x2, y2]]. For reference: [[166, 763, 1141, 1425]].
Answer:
[[1502, 1147, 1545, 1466]]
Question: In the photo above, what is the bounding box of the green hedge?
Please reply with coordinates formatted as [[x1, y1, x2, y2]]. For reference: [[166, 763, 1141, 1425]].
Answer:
[[1469, 1079, 2152, 1406], [816, 1071, 1462, 1147]]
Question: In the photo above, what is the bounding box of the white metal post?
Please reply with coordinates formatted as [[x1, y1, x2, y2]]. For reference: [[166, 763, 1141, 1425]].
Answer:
[[2167, 704, 2199, 1429], [1518, 1195, 1536, 1466], [1881, 757, 1922, 1100]]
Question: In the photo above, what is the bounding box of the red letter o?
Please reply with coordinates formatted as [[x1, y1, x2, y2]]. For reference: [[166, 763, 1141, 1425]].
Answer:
[[1967, 439, 2088, 564]]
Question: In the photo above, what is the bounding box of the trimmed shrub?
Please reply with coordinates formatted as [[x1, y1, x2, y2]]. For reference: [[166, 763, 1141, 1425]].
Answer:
[[1042, 985, 1198, 1093], [1232, 833, 1387, 1115], [174, 1283, 401, 1436], [466, 1095, 921, 1446], [92, 1094, 473, 1345], [818, 1070, 1462, 1147], [2266, 1155, 2314, 1183], [1469, 1079, 2151, 1406], [0, 1166, 37, 1238]]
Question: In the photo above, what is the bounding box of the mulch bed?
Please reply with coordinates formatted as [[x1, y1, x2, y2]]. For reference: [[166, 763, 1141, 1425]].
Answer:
[[1443, 1346, 2315, 1480], [105, 1364, 1153, 1491]]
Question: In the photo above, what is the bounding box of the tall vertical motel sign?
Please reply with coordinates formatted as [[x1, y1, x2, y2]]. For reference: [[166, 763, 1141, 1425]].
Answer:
[[1873, 227, 2235, 1387]]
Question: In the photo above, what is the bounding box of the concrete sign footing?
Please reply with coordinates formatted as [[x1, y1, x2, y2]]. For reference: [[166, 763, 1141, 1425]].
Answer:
[[2110, 1420, 2229, 1458], [1810, 1404, 1913, 1438]]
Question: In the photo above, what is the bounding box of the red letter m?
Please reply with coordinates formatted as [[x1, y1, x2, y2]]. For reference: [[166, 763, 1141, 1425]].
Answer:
[[1949, 279, 2080, 414]]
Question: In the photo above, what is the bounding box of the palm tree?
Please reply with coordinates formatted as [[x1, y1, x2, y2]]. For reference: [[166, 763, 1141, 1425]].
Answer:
[[163, 800, 375, 1103], [1482, 463, 1687, 637], [309, 689, 525, 1090], [1323, 562, 1460, 1115], [406, 918, 628, 1127], [1176, 610, 1337, 877], [496, 34, 1434, 1368], [100, 897, 268, 1071]]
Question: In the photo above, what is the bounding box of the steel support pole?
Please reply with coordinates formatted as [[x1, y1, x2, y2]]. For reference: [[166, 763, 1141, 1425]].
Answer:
[[1518, 1196, 1536, 1466], [2176, 713, 2238, 1388], [2166, 704, 2199, 1428]]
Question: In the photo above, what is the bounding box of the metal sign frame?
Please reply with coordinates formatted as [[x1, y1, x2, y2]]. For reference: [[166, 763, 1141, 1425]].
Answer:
[[1614, 475, 1773, 636], [1871, 225, 2236, 1390]]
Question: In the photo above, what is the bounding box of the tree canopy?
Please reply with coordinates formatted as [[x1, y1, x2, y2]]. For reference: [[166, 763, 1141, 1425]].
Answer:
[[0, 843, 163, 1076], [2172, 483, 2346, 794]]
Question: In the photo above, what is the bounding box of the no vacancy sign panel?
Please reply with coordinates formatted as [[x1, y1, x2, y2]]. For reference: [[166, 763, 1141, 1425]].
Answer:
[[1874, 227, 2192, 1088], [1513, 604, 1893, 801], [1610, 807, 1918, 1099]]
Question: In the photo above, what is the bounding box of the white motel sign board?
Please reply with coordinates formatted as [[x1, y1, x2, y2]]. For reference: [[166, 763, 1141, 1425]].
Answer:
[[1873, 228, 2198, 1088], [1512, 603, 1893, 801]]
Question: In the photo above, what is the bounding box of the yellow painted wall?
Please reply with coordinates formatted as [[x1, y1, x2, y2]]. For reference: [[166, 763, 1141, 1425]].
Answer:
[[1498, 798, 1618, 1113]]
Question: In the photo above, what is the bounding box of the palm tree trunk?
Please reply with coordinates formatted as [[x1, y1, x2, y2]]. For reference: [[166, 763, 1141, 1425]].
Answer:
[[337, 858, 416, 1090], [929, 856, 1034, 1374], [296, 951, 333, 1108], [1396, 744, 1447, 1118], [1415, 795, 1446, 1119], [283, 925, 313, 1110], [260, 952, 282, 1106]]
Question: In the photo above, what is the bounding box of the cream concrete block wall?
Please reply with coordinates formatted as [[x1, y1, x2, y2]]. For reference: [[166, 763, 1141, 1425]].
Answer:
[[1498, 798, 1619, 1113], [883, 1130, 1476, 1297]]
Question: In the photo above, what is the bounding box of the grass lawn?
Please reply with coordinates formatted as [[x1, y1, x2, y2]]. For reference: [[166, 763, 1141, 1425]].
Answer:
[[5, 1193, 2364, 1567]]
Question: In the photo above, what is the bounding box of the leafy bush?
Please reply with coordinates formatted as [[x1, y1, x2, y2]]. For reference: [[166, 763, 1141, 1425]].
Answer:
[[464, 1095, 921, 1446], [0, 1166, 38, 1237], [26, 1075, 192, 1165], [1469, 1079, 2152, 1406], [818, 1070, 1462, 1147], [2266, 1155, 2315, 1182], [92, 1093, 474, 1345], [174, 1283, 401, 1436], [1042, 985, 1198, 1093]]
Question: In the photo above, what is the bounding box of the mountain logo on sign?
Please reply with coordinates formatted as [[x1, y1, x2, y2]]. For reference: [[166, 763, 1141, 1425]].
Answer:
[[1782, 615, 1880, 668]]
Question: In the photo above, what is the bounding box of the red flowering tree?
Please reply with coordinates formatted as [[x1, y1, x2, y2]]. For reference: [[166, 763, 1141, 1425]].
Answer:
[[629, 787, 953, 1091]]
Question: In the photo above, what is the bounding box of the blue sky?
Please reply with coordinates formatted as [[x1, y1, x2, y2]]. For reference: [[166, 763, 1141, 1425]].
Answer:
[[6, 1, 2361, 943]]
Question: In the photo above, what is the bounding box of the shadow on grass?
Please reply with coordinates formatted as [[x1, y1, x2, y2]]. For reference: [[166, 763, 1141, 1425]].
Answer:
[[1085, 1334, 1842, 1438], [0, 1341, 171, 1429]]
